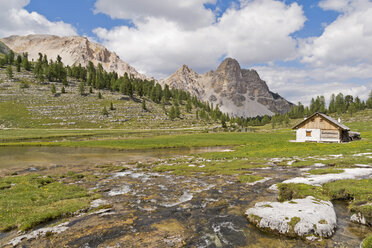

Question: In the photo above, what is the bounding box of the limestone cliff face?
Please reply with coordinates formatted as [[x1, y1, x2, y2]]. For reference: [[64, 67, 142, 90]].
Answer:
[[161, 58, 293, 117], [0, 34, 150, 80]]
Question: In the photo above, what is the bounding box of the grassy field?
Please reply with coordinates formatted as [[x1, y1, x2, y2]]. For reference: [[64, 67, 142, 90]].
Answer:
[[0, 174, 96, 231]]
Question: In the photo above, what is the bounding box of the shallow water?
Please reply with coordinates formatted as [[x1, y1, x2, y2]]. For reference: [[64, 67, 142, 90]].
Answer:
[[0, 146, 229, 169], [0, 147, 371, 247]]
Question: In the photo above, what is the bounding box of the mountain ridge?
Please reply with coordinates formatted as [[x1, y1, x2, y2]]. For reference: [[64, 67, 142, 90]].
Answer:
[[161, 58, 293, 117], [0, 34, 151, 81]]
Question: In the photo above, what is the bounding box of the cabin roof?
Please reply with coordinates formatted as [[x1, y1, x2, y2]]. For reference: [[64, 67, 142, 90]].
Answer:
[[292, 112, 350, 131]]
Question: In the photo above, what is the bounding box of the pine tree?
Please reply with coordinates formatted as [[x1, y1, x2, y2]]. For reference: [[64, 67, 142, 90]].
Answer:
[[61, 86, 66, 94], [110, 102, 115, 110], [98, 92, 103, 99], [366, 90, 372, 109], [186, 100, 192, 113], [221, 118, 227, 128], [169, 106, 176, 120], [102, 106, 109, 116], [62, 78, 68, 86], [78, 81, 85, 96], [51, 84, 56, 95], [6, 65, 13, 79], [142, 99, 147, 111], [175, 105, 181, 118]]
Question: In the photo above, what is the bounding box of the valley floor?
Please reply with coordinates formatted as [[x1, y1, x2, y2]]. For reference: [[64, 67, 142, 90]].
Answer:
[[0, 110, 371, 247]]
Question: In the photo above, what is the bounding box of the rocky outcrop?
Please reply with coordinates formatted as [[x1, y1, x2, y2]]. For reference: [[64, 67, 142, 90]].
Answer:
[[245, 196, 337, 239], [0, 40, 11, 55], [161, 58, 292, 117], [1, 34, 151, 80]]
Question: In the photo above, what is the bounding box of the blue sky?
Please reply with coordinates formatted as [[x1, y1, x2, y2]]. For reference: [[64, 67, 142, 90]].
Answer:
[[1, 0, 371, 103], [25, 0, 338, 44]]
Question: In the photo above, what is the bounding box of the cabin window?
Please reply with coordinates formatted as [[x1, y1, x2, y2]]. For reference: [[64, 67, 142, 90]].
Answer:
[[306, 131, 312, 137]]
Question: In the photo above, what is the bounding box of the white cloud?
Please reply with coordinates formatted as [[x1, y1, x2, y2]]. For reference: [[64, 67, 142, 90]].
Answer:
[[94, 0, 217, 30], [318, 0, 352, 12], [301, 0, 372, 66], [94, 0, 305, 78], [255, 65, 372, 104], [0, 0, 77, 38]]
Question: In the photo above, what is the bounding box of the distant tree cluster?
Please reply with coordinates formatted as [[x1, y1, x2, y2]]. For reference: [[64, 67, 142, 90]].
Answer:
[[33, 53, 66, 83], [288, 92, 372, 119], [0, 50, 31, 79]]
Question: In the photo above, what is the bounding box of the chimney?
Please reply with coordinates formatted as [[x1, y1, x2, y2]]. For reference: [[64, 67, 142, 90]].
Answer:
[[338, 118, 341, 123]]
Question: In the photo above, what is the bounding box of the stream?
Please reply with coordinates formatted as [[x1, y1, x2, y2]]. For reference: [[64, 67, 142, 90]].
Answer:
[[0, 146, 370, 247]]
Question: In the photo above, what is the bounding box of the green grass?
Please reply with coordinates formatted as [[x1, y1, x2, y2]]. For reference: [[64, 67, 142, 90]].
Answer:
[[0, 101, 33, 128], [153, 158, 266, 176], [278, 179, 372, 219], [238, 174, 264, 183], [277, 183, 329, 202], [307, 168, 344, 175], [324, 179, 372, 218], [0, 174, 93, 231], [363, 234, 372, 248]]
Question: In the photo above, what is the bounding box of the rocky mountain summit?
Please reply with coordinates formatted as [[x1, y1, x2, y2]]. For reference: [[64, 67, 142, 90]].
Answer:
[[161, 58, 293, 117], [1, 34, 150, 80]]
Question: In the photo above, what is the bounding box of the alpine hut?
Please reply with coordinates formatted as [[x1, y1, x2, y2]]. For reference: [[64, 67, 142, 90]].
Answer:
[[292, 112, 356, 143]]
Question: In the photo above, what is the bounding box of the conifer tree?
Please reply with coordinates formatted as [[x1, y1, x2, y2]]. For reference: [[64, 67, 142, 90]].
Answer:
[[51, 84, 56, 95], [78, 81, 85, 95], [142, 99, 147, 111], [110, 102, 115, 110], [98, 92, 103, 99], [102, 106, 109, 116], [61, 86, 66, 94], [6, 65, 13, 79], [169, 106, 176, 120]]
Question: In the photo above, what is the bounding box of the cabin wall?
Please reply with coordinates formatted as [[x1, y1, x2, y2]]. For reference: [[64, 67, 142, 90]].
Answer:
[[296, 128, 341, 143], [300, 116, 339, 130], [296, 129, 321, 142]]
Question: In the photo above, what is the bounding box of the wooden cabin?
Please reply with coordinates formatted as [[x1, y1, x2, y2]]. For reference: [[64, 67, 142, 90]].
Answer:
[[292, 113, 352, 143]]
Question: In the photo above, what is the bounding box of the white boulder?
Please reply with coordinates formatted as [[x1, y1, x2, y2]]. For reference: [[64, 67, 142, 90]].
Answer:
[[245, 196, 337, 238]]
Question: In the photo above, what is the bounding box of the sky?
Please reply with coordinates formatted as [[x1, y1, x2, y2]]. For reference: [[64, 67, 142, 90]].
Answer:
[[0, 0, 371, 105]]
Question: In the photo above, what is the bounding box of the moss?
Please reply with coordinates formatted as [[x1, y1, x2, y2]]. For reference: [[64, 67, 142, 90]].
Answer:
[[307, 168, 344, 175], [248, 214, 262, 224], [363, 234, 372, 248], [318, 219, 328, 224], [238, 175, 264, 183], [288, 217, 301, 235], [277, 183, 329, 202], [263, 204, 273, 208], [324, 179, 372, 218]]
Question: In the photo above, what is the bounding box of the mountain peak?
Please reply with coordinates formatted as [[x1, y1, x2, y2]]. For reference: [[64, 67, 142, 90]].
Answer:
[[216, 57, 242, 80], [0, 34, 151, 80], [162, 58, 292, 117]]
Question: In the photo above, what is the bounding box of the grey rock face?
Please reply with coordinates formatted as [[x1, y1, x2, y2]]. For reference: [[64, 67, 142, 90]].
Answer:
[[1, 34, 151, 80], [161, 58, 292, 117]]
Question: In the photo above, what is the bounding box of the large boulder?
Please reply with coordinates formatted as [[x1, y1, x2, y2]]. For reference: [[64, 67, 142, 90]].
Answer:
[[245, 196, 337, 240]]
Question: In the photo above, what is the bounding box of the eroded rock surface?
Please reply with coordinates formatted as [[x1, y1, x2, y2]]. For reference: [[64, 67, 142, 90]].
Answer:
[[245, 196, 337, 239], [1, 34, 151, 80], [280, 168, 372, 186], [161, 58, 293, 117]]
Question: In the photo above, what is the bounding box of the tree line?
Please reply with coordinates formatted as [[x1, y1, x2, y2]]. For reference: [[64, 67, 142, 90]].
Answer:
[[1, 50, 371, 128]]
